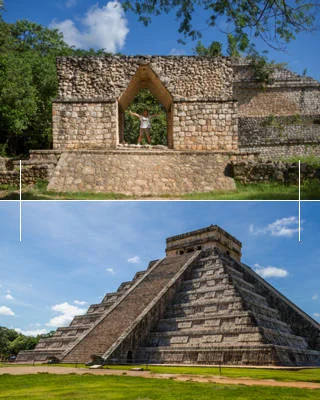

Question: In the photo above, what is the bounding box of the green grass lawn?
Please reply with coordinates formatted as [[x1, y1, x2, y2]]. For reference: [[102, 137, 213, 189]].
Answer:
[[1, 180, 319, 200], [0, 373, 319, 400], [105, 365, 320, 383]]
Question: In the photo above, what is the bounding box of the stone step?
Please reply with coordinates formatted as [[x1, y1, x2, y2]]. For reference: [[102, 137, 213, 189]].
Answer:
[[228, 274, 257, 292], [261, 327, 308, 349], [237, 286, 269, 304], [36, 337, 75, 350], [136, 345, 320, 366], [54, 327, 88, 337], [254, 317, 291, 334], [166, 301, 245, 318], [149, 325, 260, 339], [174, 287, 238, 303], [158, 310, 252, 326], [16, 349, 64, 363], [180, 275, 230, 288], [101, 292, 122, 303], [176, 283, 235, 295], [245, 299, 281, 319], [87, 304, 112, 313], [69, 313, 103, 327], [224, 264, 245, 279]]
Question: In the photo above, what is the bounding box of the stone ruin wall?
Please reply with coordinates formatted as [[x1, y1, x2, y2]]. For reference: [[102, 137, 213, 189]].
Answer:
[[0, 152, 60, 187], [47, 150, 237, 195], [233, 59, 320, 160], [52, 101, 118, 150], [173, 101, 238, 151], [53, 56, 320, 158], [53, 56, 238, 152]]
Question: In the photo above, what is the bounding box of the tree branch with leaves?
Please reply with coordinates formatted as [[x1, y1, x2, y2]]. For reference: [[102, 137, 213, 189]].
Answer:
[[122, 0, 319, 50]]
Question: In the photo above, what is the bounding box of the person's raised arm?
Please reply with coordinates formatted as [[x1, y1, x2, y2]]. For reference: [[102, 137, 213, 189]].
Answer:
[[150, 113, 159, 118], [129, 110, 140, 119]]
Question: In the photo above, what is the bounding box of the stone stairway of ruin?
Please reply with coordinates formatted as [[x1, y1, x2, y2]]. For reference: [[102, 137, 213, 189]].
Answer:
[[61, 252, 198, 363], [17, 253, 199, 363], [16, 267, 151, 362], [136, 252, 320, 365]]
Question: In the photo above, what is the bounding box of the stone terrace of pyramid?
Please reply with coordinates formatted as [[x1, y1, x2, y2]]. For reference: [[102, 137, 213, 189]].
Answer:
[[17, 225, 320, 366]]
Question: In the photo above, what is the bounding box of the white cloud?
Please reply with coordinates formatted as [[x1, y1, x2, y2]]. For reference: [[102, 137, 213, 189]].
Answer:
[[254, 263, 288, 278], [106, 267, 115, 274], [128, 256, 141, 264], [313, 312, 320, 318], [15, 328, 49, 337], [0, 305, 15, 316], [46, 302, 86, 328], [50, 1, 129, 51], [169, 48, 186, 56], [74, 300, 87, 305], [4, 293, 14, 300], [312, 294, 319, 301], [249, 216, 300, 238]]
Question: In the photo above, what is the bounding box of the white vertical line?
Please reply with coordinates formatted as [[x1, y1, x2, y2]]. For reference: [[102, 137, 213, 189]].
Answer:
[[298, 160, 301, 243], [19, 160, 22, 243]]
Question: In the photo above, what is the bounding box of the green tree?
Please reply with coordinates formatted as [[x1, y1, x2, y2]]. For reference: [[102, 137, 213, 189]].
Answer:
[[194, 40, 222, 56], [0, 327, 54, 360], [124, 89, 167, 145], [0, 18, 112, 156], [123, 1, 318, 50], [0, 327, 18, 360], [227, 34, 241, 57], [9, 334, 38, 356]]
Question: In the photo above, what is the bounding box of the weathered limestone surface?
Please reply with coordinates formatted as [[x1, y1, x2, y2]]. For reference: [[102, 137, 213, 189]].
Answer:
[[232, 58, 320, 117], [53, 56, 237, 152], [232, 58, 320, 159], [57, 56, 233, 101], [17, 226, 320, 366], [0, 151, 61, 187], [47, 150, 236, 195], [173, 102, 238, 151], [230, 161, 320, 184]]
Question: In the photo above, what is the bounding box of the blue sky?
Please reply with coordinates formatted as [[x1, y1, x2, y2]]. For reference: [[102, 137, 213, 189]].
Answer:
[[2, 0, 320, 80], [0, 201, 319, 335]]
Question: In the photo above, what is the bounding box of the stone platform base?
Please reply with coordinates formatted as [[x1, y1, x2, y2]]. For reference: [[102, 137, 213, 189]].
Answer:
[[47, 149, 242, 195], [16, 349, 63, 363], [136, 345, 320, 366]]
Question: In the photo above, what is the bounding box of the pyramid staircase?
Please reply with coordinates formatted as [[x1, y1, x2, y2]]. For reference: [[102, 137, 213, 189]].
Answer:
[[17, 225, 320, 366]]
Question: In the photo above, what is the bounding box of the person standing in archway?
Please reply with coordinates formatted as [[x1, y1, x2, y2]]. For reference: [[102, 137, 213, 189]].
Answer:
[[129, 110, 158, 145]]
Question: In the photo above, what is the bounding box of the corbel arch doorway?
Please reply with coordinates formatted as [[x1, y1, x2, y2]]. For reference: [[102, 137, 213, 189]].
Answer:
[[118, 65, 173, 148]]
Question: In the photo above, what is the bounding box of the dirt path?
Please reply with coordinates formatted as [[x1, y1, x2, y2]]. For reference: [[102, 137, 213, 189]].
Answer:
[[1, 366, 320, 389]]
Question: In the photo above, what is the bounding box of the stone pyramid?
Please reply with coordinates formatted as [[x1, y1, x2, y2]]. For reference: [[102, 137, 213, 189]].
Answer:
[[17, 225, 320, 366]]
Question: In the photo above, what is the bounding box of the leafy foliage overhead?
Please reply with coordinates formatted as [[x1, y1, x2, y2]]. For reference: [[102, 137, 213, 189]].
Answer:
[[122, 0, 319, 50]]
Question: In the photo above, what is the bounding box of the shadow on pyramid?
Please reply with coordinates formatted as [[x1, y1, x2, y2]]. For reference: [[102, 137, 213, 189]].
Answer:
[[17, 225, 320, 366]]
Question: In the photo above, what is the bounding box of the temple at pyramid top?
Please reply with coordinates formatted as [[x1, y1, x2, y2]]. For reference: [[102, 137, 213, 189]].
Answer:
[[17, 225, 320, 366], [166, 225, 242, 261]]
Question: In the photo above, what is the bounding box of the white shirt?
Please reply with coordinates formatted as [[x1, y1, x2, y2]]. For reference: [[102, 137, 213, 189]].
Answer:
[[139, 116, 151, 129]]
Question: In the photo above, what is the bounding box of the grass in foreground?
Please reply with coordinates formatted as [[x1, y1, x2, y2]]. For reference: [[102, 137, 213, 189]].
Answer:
[[105, 365, 320, 383], [0, 180, 319, 200], [0, 373, 319, 400]]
